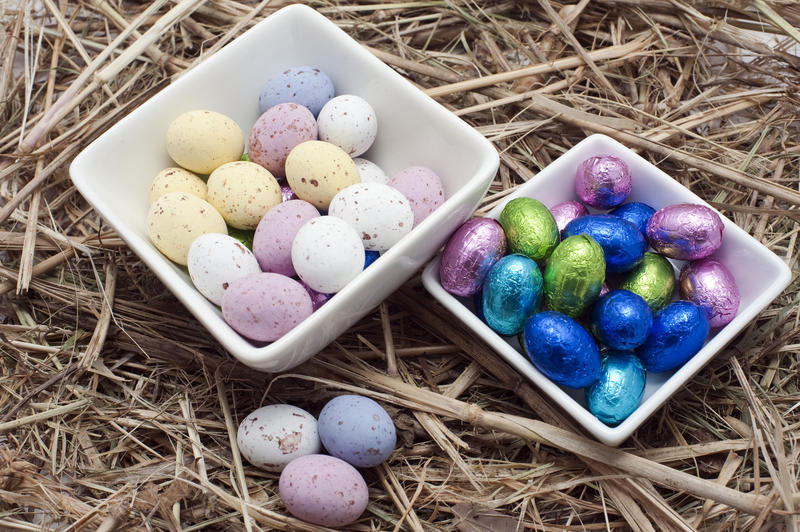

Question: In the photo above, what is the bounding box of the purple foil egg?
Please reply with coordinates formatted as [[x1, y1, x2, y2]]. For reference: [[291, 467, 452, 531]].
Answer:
[[679, 258, 739, 327], [549, 200, 589, 232], [646, 203, 724, 260], [298, 279, 332, 311], [440, 218, 506, 297], [575, 155, 632, 209], [279, 179, 298, 202]]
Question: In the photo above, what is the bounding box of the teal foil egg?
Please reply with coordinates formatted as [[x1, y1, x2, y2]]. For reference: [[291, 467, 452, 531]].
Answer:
[[586, 351, 646, 425], [562, 214, 646, 273], [636, 300, 710, 372], [543, 235, 605, 317], [591, 289, 653, 350], [481, 254, 543, 336]]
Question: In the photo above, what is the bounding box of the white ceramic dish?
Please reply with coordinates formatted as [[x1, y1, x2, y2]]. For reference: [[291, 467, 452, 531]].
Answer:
[[70, 4, 499, 372], [422, 134, 791, 446]]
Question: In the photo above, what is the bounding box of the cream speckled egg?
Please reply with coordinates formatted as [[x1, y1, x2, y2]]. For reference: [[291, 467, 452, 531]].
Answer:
[[150, 167, 207, 203], [285, 141, 360, 210], [328, 183, 413, 252], [292, 216, 365, 293], [187, 233, 262, 306], [353, 158, 388, 184], [147, 192, 227, 265], [237, 404, 321, 472], [206, 161, 281, 229], [317, 95, 377, 157], [166, 110, 244, 174]]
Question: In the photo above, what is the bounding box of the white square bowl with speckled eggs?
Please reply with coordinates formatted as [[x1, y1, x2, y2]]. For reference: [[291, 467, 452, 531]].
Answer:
[[70, 4, 499, 372]]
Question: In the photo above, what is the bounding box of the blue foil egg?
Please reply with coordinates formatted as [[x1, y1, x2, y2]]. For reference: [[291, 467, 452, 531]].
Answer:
[[481, 254, 543, 335], [591, 289, 653, 350], [636, 301, 710, 372], [586, 350, 646, 425], [522, 311, 602, 388], [364, 250, 380, 269], [563, 214, 646, 273], [610, 202, 656, 235]]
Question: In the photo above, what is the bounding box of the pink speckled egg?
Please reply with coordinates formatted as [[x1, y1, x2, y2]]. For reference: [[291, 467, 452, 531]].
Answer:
[[279, 454, 369, 527], [389, 166, 445, 227], [252, 199, 320, 276], [249, 103, 318, 178], [236, 404, 320, 472], [222, 273, 313, 342], [317, 95, 377, 157]]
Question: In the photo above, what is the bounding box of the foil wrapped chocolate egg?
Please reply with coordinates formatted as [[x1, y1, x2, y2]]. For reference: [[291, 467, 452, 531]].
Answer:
[[646, 203, 724, 260], [586, 351, 646, 425], [499, 197, 559, 263], [636, 300, 710, 373], [591, 289, 653, 350], [610, 201, 655, 235], [575, 155, 632, 209], [562, 214, 646, 273], [619, 252, 676, 312], [439, 218, 506, 297], [543, 235, 606, 317], [549, 200, 589, 232], [679, 258, 740, 327], [522, 311, 602, 388], [481, 254, 543, 336]]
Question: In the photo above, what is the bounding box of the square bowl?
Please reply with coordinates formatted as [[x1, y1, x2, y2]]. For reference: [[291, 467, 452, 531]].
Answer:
[[69, 4, 499, 372], [422, 133, 791, 446]]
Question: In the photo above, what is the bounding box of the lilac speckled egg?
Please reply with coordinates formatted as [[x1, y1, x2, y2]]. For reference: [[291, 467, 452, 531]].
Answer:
[[187, 234, 262, 306], [279, 454, 368, 527], [389, 166, 445, 227], [575, 155, 632, 209], [258, 66, 334, 117], [252, 199, 320, 276], [222, 273, 313, 342], [317, 95, 377, 157], [236, 404, 320, 472], [248, 103, 318, 178], [291, 216, 365, 293], [318, 395, 396, 468], [679, 258, 740, 327], [549, 200, 589, 232], [646, 203, 724, 260], [440, 218, 506, 297], [353, 157, 389, 184]]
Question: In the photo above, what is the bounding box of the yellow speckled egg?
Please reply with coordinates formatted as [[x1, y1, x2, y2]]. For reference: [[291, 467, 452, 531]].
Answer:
[[166, 110, 244, 174], [150, 167, 207, 204], [285, 140, 360, 210], [206, 161, 281, 229], [147, 192, 227, 265]]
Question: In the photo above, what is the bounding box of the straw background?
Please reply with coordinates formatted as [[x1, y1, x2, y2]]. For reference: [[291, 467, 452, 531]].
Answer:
[[1, 1, 799, 530]]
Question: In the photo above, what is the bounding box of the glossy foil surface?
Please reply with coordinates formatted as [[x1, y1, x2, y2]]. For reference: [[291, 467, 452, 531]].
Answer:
[[619, 252, 676, 312], [562, 214, 646, 273], [679, 258, 740, 327], [481, 254, 543, 336], [439, 218, 506, 297], [591, 289, 653, 350], [544, 234, 605, 317], [499, 197, 559, 263], [646, 203, 724, 260], [636, 300, 710, 372], [549, 200, 589, 232], [575, 155, 632, 209], [586, 351, 646, 425], [610, 201, 655, 235]]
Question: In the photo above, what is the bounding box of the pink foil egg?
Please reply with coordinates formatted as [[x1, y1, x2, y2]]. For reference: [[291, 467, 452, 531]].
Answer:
[[550, 200, 589, 232], [646, 203, 724, 260], [389, 166, 445, 227], [249, 103, 318, 178], [440, 217, 506, 297], [575, 155, 632, 209], [679, 258, 740, 327]]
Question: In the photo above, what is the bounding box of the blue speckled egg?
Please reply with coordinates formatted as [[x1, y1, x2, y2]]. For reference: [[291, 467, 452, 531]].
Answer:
[[522, 311, 602, 388], [591, 289, 653, 350], [636, 301, 710, 373], [481, 254, 543, 336], [259, 66, 335, 117], [364, 250, 380, 269], [609, 202, 656, 235], [586, 351, 646, 425], [563, 214, 646, 273], [318, 395, 396, 468]]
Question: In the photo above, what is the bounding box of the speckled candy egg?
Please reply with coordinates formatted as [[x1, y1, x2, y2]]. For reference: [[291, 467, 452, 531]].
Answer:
[[147, 192, 227, 265], [439, 217, 506, 297], [291, 216, 365, 293], [285, 141, 360, 210], [481, 254, 543, 336], [499, 197, 559, 263], [610, 201, 656, 235], [586, 351, 646, 425], [646, 203, 724, 260], [206, 161, 281, 229], [279, 454, 368, 527], [591, 289, 653, 350], [166, 110, 244, 174], [149, 167, 206, 203], [236, 404, 321, 472], [636, 300, 710, 373], [549, 200, 589, 232], [248, 103, 318, 179], [328, 182, 413, 252], [318, 394, 396, 468], [187, 234, 261, 306], [575, 154, 632, 209], [562, 215, 646, 273], [543, 235, 606, 317], [389, 166, 445, 227], [353, 157, 389, 184], [259, 66, 334, 117], [222, 272, 313, 342], [679, 258, 740, 327], [317, 95, 377, 157], [253, 199, 320, 276]]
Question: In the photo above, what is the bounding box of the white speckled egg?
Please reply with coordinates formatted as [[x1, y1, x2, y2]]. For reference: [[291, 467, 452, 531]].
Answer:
[[166, 110, 244, 174], [329, 183, 413, 252], [353, 158, 388, 184], [285, 141, 360, 210], [147, 192, 227, 265], [150, 167, 207, 203], [206, 161, 281, 229], [317, 95, 377, 157], [389, 166, 445, 227], [236, 404, 321, 472], [187, 234, 261, 306], [292, 216, 365, 293]]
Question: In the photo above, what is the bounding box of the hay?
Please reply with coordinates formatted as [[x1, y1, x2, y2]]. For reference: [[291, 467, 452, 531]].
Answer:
[[1, 0, 799, 530]]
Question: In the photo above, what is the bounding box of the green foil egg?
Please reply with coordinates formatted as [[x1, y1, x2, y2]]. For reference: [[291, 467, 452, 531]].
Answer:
[[544, 234, 606, 317], [498, 197, 559, 263], [619, 252, 676, 312]]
